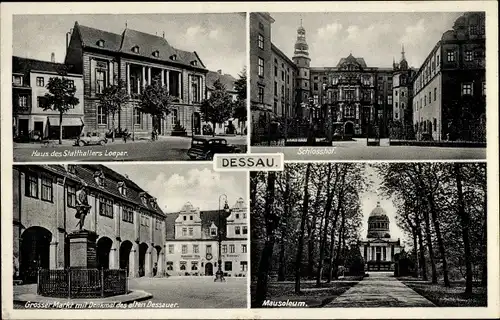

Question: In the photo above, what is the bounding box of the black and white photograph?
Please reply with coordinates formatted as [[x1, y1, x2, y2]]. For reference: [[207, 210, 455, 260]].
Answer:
[[250, 12, 486, 160], [12, 163, 249, 308], [12, 13, 247, 162], [251, 163, 487, 308]]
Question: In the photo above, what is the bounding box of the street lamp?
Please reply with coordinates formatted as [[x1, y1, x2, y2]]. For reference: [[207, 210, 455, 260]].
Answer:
[[215, 194, 229, 282]]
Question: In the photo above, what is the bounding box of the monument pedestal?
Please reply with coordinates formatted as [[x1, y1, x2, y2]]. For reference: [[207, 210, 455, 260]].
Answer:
[[67, 230, 98, 269]]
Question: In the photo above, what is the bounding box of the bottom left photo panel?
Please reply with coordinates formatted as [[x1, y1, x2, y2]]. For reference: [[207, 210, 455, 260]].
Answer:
[[12, 163, 249, 309]]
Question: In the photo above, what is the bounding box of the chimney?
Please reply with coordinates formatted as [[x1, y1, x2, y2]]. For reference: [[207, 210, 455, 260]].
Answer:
[[51, 52, 55, 63], [162, 31, 165, 38], [217, 69, 222, 74]]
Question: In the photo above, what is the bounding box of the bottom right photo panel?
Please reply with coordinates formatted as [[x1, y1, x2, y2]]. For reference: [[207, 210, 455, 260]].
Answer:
[[250, 162, 487, 308]]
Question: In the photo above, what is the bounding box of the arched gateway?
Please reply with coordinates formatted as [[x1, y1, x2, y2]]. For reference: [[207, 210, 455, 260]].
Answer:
[[20, 227, 52, 283]]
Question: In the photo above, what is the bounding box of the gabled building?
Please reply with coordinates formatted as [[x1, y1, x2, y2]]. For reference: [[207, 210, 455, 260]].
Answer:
[[64, 21, 208, 137], [13, 164, 167, 284], [12, 55, 84, 139], [164, 198, 248, 277]]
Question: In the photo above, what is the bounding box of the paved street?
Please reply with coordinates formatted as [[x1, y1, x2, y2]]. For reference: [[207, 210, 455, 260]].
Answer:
[[128, 276, 247, 308], [325, 272, 435, 308], [251, 138, 486, 160], [13, 136, 247, 162]]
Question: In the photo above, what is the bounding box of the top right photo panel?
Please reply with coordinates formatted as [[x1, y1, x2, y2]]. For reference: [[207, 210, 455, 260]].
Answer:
[[249, 12, 487, 161]]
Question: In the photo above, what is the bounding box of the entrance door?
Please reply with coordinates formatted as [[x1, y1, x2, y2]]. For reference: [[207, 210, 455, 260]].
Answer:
[[20, 227, 52, 284], [205, 262, 213, 276], [18, 119, 29, 137], [193, 113, 201, 135], [344, 122, 354, 136]]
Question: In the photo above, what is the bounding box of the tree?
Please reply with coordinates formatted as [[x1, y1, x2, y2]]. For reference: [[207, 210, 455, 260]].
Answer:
[[233, 67, 247, 123], [201, 79, 233, 136], [138, 76, 173, 132], [295, 163, 311, 293], [98, 79, 129, 141], [43, 77, 80, 144]]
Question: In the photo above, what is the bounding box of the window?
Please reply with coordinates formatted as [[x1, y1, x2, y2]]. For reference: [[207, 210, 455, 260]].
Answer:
[[180, 262, 186, 270], [433, 118, 437, 131], [166, 261, 173, 270], [258, 34, 264, 49], [155, 219, 161, 230], [429, 91, 432, 104], [461, 83, 473, 96], [190, 75, 201, 103], [469, 25, 478, 35], [134, 108, 142, 125], [224, 261, 232, 271], [229, 244, 235, 253], [96, 69, 106, 94], [37, 97, 47, 109], [123, 206, 134, 223], [437, 54, 440, 66], [190, 244, 197, 254], [152, 50, 159, 57], [183, 215, 187, 221], [191, 261, 198, 271], [168, 245, 174, 254], [206, 245, 212, 254], [401, 91, 405, 97], [235, 226, 241, 235], [242, 244, 247, 253], [99, 197, 113, 218], [242, 226, 248, 235], [240, 261, 248, 272], [274, 81, 277, 96], [182, 227, 187, 236], [170, 54, 177, 61], [190, 215, 193, 220], [222, 244, 227, 253], [67, 185, 76, 207], [18, 95, 28, 108], [36, 77, 44, 87], [66, 79, 75, 89], [132, 46, 140, 53], [97, 40, 105, 47], [447, 51, 455, 62], [281, 70, 285, 81], [25, 173, 38, 198], [258, 58, 264, 77], [482, 82, 486, 96], [182, 245, 188, 254], [465, 51, 473, 62], [434, 88, 437, 101], [171, 109, 178, 125], [97, 106, 107, 125], [313, 82, 318, 91], [39, 176, 52, 202], [188, 227, 193, 236], [395, 91, 398, 97], [258, 22, 264, 30], [387, 95, 392, 105], [13, 75, 23, 86], [210, 227, 217, 236], [258, 87, 264, 104]]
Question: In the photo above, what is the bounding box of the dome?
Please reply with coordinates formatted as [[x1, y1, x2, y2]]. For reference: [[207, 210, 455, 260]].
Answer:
[[369, 201, 387, 217]]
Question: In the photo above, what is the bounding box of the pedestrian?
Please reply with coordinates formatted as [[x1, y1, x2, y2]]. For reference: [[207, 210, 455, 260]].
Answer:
[[153, 262, 158, 277], [123, 129, 128, 143]]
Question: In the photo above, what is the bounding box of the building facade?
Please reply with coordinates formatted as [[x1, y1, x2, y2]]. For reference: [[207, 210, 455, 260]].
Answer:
[[164, 198, 248, 277], [359, 202, 402, 271], [65, 22, 207, 137], [12, 56, 84, 139], [13, 165, 166, 283], [412, 12, 486, 141]]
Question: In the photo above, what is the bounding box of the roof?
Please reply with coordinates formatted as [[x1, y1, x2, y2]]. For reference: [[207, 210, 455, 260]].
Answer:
[[12, 56, 72, 75], [29, 164, 165, 217], [271, 43, 297, 69], [166, 209, 233, 241], [369, 201, 388, 217], [75, 22, 206, 69], [337, 54, 368, 68], [206, 71, 237, 92]]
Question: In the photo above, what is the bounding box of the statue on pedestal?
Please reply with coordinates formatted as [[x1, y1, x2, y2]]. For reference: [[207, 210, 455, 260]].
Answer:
[[75, 182, 91, 230]]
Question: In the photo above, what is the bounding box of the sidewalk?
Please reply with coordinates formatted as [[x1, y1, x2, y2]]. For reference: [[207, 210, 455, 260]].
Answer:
[[325, 272, 436, 307]]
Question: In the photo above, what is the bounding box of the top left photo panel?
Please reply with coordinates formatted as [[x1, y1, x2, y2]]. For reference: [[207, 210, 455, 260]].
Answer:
[[12, 13, 248, 162]]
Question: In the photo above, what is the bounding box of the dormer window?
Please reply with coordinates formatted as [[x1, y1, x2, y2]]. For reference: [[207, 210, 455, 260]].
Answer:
[[67, 165, 76, 174], [210, 227, 217, 236], [152, 50, 160, 57], [94, 170, 104, 186], [96, 40, 105, 47], [235, 213, 239, 219], [132, 46, 140, 53], [170, 54, 177, 61], [117, 181, 127, 196], [191, 60, 198, 66]]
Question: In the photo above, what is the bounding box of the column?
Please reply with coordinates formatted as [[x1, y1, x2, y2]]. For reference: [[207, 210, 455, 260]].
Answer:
[[126, 64, 131, 95], [109, 240, 119, 269], [178, 73, 182, 100], [157, 251, 164, 276], [109, 61, 113, 85], [166, 70, 170, 93], [114, 205, 120, 239], [49, 241, 58, 270], [161, 69, 164, 86], [145, 246, 152, 277], [188, 75, 191, 104], [142, 66, 146, 88], [147, 67, 151, 85], [129, 242, 138, 278]]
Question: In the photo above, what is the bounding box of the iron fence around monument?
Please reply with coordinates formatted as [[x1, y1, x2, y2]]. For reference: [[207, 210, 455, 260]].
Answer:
[[37, 268, 128, 299]]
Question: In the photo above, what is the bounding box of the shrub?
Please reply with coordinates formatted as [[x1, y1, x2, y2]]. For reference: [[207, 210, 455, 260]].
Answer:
[[172, 121, 187, 136]]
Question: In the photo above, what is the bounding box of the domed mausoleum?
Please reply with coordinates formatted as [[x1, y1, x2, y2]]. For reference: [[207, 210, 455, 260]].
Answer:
[[359, 201, 402, 271]]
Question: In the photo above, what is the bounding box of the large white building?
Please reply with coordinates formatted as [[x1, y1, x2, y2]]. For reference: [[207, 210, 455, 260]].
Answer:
[[164, 198, 249, 277], [359, 202, 402, 271]]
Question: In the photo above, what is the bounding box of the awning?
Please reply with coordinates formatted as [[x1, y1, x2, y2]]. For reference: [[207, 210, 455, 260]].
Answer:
[[48, 117, 84, 127]]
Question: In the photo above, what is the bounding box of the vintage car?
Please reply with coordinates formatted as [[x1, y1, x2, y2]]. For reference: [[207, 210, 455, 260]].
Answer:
[[75, 131, 108, 146], [187, 137, 241, 160]]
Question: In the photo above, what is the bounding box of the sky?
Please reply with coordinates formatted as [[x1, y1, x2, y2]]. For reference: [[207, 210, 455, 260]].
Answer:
[[106, 163, 247, 214], [269, 12, 463, 69], [360, 165, 406, 245], [12, 13, 246, 78]]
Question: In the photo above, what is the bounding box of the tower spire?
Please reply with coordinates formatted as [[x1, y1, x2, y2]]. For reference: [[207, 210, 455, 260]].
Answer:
[[401, 43, 405, 60], [300, 18, 302, 27]]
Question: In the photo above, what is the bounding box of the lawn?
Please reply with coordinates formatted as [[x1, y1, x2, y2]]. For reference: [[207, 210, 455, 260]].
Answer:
[[251, 276, 363, 308], [399, 277, 487, 307]]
